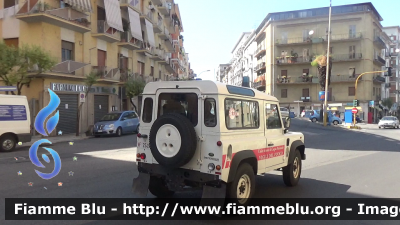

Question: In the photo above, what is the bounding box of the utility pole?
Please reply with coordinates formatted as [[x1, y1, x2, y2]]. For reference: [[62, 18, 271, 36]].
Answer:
[[323, 0, 332, 126]]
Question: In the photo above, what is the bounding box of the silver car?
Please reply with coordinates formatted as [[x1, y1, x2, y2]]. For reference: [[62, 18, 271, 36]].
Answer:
[[378, 116, 399, 129]]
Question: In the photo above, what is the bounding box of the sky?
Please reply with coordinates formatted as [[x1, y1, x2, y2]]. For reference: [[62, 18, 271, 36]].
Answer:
[[175, 0, 400, 81]]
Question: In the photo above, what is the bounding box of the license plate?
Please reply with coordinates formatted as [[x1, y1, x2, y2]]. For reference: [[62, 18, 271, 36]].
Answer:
[[98, 130, 102, 132]]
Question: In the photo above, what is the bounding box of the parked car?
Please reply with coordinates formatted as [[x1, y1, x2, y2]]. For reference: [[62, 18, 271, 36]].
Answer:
[[93, 111, 140, 137], [280, 107, 290, 118], [309, 110, 342, 125], [378, 116, 399, 129]]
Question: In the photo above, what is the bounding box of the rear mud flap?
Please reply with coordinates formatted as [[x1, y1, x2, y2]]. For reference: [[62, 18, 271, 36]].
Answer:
[[200, 183, 227, 217], [131, 173, 150, 197]]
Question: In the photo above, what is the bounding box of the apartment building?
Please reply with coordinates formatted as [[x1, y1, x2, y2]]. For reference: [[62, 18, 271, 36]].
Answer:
[[216, 63, 230, 82], [243, 30, 257, 87], [383, 26, 400, 105], [0, 0, 189, 135], [254, 2, 388, 122], [229, 32, 251, 86]]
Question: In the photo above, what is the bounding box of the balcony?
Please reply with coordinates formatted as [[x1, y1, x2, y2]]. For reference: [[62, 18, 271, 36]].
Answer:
[[92, 66, 121, 82], [331, 74, 363, 83], [164, 36, 174, 51], [153, 16, 163, 33], [119, 0, 141, 14], [374, 36, 386, 49], [136, 42, 154, 56], [254, 62, 266, 72], [390, 52, 399, 57], [275, 37, 313, 46], [117, 32, 142, 50], [120, 72, 142, 82], [276, 55, 312, 65], [300, 97, 311, 102], [165, 59, 176, 74], [254, 46, 266, 58], [330, 32, 363, 42], [156, 0, 171, 16], [150, 48, 165, 60], [158, 26, 170, 40], [157, 53, 170, 64], [385, 83, 391, 88], [253, 80, 266, 89], [374, 55, 386, 66], [16, 4, 91, 33], [373, 76, 386, 83], [331, 53, 363, 62], [92, 20, 120, 43], [140, 7, 154, 23], [276, 75, 316, 84]]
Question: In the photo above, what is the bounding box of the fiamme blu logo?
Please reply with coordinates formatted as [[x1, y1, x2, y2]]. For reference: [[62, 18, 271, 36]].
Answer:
[[29, 89, 62, 180]]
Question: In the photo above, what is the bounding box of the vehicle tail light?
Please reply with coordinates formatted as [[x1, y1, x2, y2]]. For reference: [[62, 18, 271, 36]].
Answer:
[[136, 153, 141, 158], [216, 165, 221, 170], [217, 141, 222, 146], [140, 153, 146, 159], [137, 133, 142, 137]]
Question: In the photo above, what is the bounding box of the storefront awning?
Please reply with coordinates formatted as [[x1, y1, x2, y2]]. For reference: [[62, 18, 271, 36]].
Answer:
[[104, 0, 124, 32], [64, 0, 93, 12], [51, 60, 88, 74], [128, 8, 143, 41], [145, 19, 156, 47]]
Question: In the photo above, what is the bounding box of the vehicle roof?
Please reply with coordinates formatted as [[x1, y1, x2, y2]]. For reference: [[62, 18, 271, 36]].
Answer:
[[142, 80, 278, 101], [0, 94, 27, 99]]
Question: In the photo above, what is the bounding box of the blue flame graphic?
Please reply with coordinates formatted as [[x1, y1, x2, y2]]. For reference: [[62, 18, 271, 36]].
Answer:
[[34, 89, 60, 136], [29, 139, 61, 180], [30, 89, 62, 180]]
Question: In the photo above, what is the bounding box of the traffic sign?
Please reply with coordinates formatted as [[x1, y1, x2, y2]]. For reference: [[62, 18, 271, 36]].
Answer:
[[352, 108, 358, 114]]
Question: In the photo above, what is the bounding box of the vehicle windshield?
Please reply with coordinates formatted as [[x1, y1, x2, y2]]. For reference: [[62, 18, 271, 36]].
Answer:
[[381, 117, 395, 121], [100, 113, 121, 121]]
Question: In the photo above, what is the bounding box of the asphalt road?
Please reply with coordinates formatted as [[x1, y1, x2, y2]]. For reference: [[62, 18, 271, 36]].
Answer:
[[1, 120, 400, 225]]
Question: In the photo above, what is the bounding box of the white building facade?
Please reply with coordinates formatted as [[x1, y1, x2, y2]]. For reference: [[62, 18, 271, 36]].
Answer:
[[383, 26, 400, 105]]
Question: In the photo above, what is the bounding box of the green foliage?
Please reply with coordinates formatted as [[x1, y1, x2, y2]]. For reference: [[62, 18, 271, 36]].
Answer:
[[381, 98, 393, 110], [125, 77, 146, 99], [310, 60, 319, 67], [0, 42, 56, 95], [84, 71, 99, 95], [310, 55, 324, 67]]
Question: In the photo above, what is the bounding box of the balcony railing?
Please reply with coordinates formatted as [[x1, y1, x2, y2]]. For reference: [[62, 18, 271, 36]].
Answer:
[[374, 55, 386, 65], [97, 20, 120, 39], [300, 97, 311, 102], [275, 37, 312, 45], [330, 74, 363, 82], [120, 0, 141, 12], [157, 0, 171, 16], [254, 45, 266, 57], [332, 53, 362, 61], [16, 3, 91, 30], [255, 62, 266, 71], [142, 7, 154, 22], [276, 55, 312, 64], [92, 66, 120, 79], [330, 32, 362, 41], [253, 80, 266, 89], [374, 36, 386, 48], [51, 60, 88, 74], [120, 31, 142, 48], [275, 32, 363, 45]]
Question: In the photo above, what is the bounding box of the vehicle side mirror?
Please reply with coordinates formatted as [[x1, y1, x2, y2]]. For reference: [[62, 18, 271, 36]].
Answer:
[[282, 117, 290, 133]]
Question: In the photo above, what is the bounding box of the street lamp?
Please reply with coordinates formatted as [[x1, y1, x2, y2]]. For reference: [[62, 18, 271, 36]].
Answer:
[[198, 70, 210, 78]]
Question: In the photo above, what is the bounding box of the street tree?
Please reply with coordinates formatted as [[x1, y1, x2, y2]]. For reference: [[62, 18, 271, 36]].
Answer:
[[0, 42, 56, 95], [76, 71, 99, 136], [311, 55, 333, 121], [125, 76, 146, 113], [381, 98, 393, 112]]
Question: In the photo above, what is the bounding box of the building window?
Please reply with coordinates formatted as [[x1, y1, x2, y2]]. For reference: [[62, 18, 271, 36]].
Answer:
[[281, 70, 287, 76], [4, 0, 16, 8], [325, 47, 333, 54], [137, 61, 145, 75], [159, 70, 161, 79], [349, 45, 355, 59], [224, 99, 259, 129], [349, 68, 356, 77], [281, 89, 287, 98], [204, 98, 217, 127], [302, 88, 309, 97], [150, 66, 154, 76], [349, 25, 356, 38], [303, 29, 310, 41], [3, 38, 18, 47], [265, 103, 282, 129], [303, 69, 309, 75], [62, 41, 74, 61], [349, 87, 355, 96], [142, 98, 153, 123], [373, 87, 376, 96]]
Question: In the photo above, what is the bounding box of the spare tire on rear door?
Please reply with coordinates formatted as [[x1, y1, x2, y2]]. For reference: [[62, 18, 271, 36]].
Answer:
[[149, 113, 197, 168]]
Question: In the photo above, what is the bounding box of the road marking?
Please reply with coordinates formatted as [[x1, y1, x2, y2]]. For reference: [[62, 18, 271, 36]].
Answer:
[[77, 148, 137, 162], [301, 131, 320, 136]]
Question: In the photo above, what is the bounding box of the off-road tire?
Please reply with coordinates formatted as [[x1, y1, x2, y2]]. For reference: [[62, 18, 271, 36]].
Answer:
[[283, 149, 302, 187], [226, 163, 255, 207], [0, 134, 16, 152], [148, 176, 175, 198], [149, 113, 197, 168]]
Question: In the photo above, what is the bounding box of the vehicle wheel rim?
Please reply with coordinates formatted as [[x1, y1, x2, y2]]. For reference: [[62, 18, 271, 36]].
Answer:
[[334, 121, 338, 125], [118, 129, 121, 135], [237, 174, 251, 204], [293, 157, 300, 178], [2, 139, 14, 151], [155, 124, 182, 158]]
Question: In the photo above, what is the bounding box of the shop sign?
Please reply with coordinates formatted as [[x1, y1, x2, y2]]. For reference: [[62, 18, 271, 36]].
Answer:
[[50, 83, 116, 94]]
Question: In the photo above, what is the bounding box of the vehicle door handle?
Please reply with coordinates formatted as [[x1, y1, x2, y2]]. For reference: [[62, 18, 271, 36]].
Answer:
[[268, 143, 274, 146]]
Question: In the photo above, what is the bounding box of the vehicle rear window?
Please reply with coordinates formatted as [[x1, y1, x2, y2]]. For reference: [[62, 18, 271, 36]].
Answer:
[[158, 93, 198, 126], [204, 98, 217, 127], [142, 98, 153, 123], [225, 99, 259, 129]]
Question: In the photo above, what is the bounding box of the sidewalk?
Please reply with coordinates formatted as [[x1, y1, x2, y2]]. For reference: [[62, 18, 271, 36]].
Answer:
[[19, 134, 92, 147]]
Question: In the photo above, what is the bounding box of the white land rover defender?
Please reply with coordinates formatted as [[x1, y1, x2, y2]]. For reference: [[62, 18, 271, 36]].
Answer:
[[132, 80, 305, 206]]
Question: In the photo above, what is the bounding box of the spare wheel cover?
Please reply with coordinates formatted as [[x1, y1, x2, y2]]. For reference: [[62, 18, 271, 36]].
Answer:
[[155, 124, 182, 158]]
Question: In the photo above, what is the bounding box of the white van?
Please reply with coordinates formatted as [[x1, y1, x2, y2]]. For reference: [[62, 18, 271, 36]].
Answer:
[[0, 94, 32, 152]]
